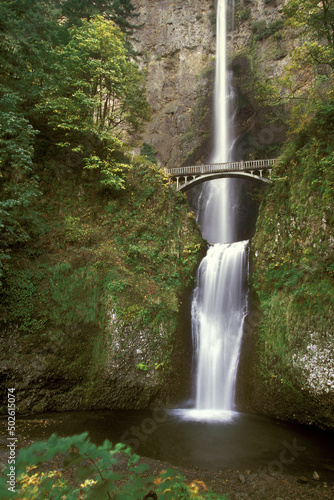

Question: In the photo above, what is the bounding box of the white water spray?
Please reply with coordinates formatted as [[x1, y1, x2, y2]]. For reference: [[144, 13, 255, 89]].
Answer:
[[189, 0, 248, 421]]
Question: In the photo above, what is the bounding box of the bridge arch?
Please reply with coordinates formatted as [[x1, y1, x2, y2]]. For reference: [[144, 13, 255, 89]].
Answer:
[[165, 159, 276, 192], [174, 171, 271, 192]]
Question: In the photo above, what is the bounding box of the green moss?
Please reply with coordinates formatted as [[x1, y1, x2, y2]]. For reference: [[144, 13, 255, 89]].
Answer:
[[252, 19, 284, 41], [239, 9, 251, 22], [0, 153, 204, 411], [251, 106, 334, 426]]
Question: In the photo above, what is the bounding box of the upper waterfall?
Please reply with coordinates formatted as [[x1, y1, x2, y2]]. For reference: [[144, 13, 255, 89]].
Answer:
[[211, 0, 234, 164]]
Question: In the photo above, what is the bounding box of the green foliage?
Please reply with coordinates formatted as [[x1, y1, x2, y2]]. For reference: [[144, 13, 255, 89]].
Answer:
[[38, 16, 149, 138], [251, 20, 267, 38], [284, 0, 334, 51], [0, 154, 203, 404], [140, 143, 158, 164], [59, 0, 139, 34], [238, 9, 251, 22], [2, 266, 48, 333], [103, 161, 204, 336], [84, 152, 130, 191], [64, 217, 98, 246], [252, 105, 334, 386], [0, 0, 64, 104], [0, 0, 148, 286], [137, 362, 149, 371], [0, 433, 228, 499], [32, 15, 149, 191], [267, 0, 334, 134], [49, 262, 103, 326], [252, 19, 284, 41], [0, 97, 40, 283], [0, 0, 204, 413]]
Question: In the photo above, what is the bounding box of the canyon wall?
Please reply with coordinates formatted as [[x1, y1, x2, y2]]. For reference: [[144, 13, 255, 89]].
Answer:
[[133, 0, 291, 167], [132, 0, 216, 167]]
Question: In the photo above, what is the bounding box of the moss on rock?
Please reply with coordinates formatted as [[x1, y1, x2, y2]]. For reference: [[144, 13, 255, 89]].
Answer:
[[0, 158, 204, 413], [247, 106, 334, 429]]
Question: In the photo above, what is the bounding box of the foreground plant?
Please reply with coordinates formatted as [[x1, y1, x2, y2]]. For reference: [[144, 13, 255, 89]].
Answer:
[[0, 433, 228, 499]]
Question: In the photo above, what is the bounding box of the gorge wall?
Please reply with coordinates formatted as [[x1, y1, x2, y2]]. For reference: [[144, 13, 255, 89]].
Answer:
[[0, 158, 204, 414], [132, 0, 290, 166], [132, 0, 216, 168]]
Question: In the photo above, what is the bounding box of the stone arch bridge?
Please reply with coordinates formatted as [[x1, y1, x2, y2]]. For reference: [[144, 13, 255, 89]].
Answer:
[[165, 159, 277, 191]]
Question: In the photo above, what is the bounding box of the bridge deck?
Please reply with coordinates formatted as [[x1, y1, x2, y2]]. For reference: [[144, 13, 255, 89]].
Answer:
[[166, 158, 277, 177], [165, 159, 277, 191]]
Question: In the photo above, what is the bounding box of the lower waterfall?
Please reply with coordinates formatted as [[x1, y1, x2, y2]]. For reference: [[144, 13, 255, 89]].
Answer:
[[191, 239, 249, 419]]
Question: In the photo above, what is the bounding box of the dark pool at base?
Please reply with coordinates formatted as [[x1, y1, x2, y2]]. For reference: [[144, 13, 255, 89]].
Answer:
[[15, 410, 334, 482]]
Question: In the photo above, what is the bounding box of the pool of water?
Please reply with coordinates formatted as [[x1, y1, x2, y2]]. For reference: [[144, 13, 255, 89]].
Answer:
[[8, 409, 334, 482]]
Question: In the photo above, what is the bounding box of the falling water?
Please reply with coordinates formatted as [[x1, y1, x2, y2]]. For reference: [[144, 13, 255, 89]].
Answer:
[[189, 0, 249, 421], [211, 0, 231, 165], [197, 0, 237, 245]]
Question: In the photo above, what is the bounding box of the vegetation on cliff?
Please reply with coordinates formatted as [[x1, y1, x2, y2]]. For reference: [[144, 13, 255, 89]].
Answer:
[[251, 0, 334, 427], [0, 0, 147, 284]]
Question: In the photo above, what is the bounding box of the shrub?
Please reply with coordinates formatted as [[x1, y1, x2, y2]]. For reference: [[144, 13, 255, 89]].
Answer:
[[239, 9, 251, 22], [0, 433, 229, 499], [252, 19, 267, 38], [252, 19, 284, 41]]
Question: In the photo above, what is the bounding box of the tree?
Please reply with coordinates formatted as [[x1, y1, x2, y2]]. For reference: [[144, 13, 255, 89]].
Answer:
[[0, 3, 147, 281], [285, 0, 334, 52], [0, 96, 40, 283], [283, 0, 334, 79], [34, 16, 149, 189], [0, 0, 65, 106], [58, 0, 138, 33], [276, 0, 334, 133], [37, 16, 149, 138]]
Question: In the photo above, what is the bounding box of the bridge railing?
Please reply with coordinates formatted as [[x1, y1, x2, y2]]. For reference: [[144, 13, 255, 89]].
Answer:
[[165, 158, 277, 176]]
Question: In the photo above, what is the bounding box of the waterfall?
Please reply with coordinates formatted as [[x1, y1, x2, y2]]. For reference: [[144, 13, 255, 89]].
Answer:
[[211, 0, 231, 164], [191, 241, 248, 416], [189, 0, 248, 421]]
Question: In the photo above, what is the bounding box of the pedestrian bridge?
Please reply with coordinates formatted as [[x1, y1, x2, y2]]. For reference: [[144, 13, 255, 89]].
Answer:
[[165, 159, 277, 191]]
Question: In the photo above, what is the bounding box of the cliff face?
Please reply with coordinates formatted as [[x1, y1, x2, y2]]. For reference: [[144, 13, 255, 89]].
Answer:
[[132, 0, 216, 168], [0, 161, 204, 414], [244, 108, 334, 430], [133, 0, 291, 167]]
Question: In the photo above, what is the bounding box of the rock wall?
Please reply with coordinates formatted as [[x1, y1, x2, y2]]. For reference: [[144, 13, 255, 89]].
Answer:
[[132, 0, 294, 167], [241, 101, 334, 429], [132, 0, 216, 168], [229, 0, 292, 160]]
